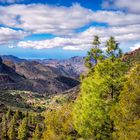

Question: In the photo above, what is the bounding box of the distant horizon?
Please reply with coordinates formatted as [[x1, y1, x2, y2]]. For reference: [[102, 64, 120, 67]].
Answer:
[[0, 47, 135, 60], [0, 53, 86, 60]]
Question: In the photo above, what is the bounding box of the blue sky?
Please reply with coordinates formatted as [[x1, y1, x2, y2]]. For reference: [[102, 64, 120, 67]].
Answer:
[[0, 0, 140, 59]]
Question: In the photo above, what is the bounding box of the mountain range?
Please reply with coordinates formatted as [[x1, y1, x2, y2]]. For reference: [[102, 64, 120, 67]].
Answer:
[[0, 55, 86, 94]]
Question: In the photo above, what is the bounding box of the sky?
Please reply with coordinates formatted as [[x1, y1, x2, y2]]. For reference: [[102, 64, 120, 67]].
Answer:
[[0, 0, 140, 59]]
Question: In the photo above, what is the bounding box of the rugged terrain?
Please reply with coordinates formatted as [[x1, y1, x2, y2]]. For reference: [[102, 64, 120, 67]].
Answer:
[[2, 55, 87, 78], [123, 47, 140, 64], [0, 57, 80, 94], [38, 56, 87, 78], [0, 48, 139, 112]]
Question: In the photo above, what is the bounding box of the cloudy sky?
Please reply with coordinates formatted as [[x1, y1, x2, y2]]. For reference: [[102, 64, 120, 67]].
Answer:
[[0, 0, 140, 59]]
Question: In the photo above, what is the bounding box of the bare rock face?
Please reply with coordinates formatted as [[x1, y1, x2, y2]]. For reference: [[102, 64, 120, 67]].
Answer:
[[3, 60, 16, 70]]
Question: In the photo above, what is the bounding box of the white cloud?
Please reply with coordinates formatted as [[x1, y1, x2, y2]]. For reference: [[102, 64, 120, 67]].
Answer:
[[0, 3, 140, 51], [0, 4, 95, 35], [81, 24, 140, 42], [1, 4, 140, 36], [115, 0, 140, 13], [17, 37, 92, 50], [130, 43, 140, 51], [0, 27, 28, 46], [17, 24, 140, 51], [63, 46, 83, 50], [102, 0, 140, 14]]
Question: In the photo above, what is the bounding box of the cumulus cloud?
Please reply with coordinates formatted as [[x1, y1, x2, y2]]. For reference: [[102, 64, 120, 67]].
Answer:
[[17, 24, 140, 51], [17, 37, 92, 50], [0, 27, 28, 46], [82, 24, 140, 42], [0, 4, 95, 35], [0, 3, 140, 51], [1, 4, 140, 36]]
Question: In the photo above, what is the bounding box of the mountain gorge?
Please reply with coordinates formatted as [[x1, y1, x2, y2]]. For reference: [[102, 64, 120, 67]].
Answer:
[[0, 55, 85, 94]]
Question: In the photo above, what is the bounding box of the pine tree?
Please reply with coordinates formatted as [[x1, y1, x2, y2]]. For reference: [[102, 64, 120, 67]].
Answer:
[[42, 104, 74, 140], [106, 36, 122, 61], [32, 124, 41, 140], [110, 64, 140, 140], [6, 108, 11, 120], [85, 36, 103, 69], [14, 110, 20, 120], [31, 113, 36, 125], [1, 114, 8, 139], [74, 37, 127, 139], [18, 117, 28, 140], [8, 117, 16, 140]]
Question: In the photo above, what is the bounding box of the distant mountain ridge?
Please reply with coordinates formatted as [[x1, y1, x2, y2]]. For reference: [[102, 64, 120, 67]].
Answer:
[[37, 56, 87, 78], [1, 55, 87, 78], [0, 56, 81, 94], [1, 55, 27, 63]]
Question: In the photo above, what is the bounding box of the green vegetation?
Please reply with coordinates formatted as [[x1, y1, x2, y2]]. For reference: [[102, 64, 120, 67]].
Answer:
[[18, 117, 28, 140], [110, 64, 140, 139], [42, 104, 75, 140], [74, 36, 127, 139], [32, 124, 41, 140], [85, 35, 103, 68], [0, 36, 139, 139], [1, 114, 8, 139], [8, 117, 16, 140]]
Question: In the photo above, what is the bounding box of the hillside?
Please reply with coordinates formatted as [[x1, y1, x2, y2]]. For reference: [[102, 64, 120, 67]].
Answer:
[[1, 55, 87, 78], [0, 57, 80, 94], [123, 47, 140, 64], [34, 56, 87, 78], [0, 57, 25, 84], [1, 55, 27, 63]]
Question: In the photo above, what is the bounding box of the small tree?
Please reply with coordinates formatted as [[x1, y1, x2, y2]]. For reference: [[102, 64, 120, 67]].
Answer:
[[85, 36, 103, 69], [42, 104, 75, 140], [32, 124, 41, 140], [18, 117, 28, 140], [106, 36, 122, 62], [1, 114, 8, 139], [14, 110, 20, 120], [8, 117, 16, 140], [6, 108, 11, 120]]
